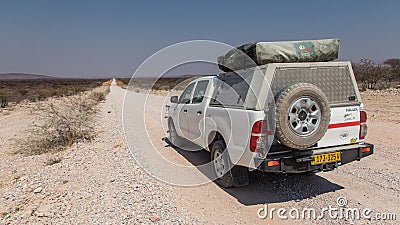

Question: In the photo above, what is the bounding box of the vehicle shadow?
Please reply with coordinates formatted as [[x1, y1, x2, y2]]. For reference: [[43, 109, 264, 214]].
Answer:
[[164, 137, 344, 206]]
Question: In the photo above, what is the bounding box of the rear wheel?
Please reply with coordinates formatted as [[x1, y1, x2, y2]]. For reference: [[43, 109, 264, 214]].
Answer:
[[211, 140, 234, 188]]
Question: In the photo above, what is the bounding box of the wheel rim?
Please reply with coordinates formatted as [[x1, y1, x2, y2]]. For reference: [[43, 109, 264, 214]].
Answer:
[[288, 97, 321, 136], [213, 150, 225, 178]]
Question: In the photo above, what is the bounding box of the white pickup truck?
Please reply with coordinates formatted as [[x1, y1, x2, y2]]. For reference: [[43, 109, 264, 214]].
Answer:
[[166, 62, 374, 187]]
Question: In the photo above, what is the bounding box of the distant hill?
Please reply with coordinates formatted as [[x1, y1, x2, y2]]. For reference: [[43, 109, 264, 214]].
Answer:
[[0, 73, 56, 80]]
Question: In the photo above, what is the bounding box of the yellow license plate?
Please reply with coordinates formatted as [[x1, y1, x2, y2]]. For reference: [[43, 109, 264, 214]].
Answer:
[[311, 152, 341, 165]]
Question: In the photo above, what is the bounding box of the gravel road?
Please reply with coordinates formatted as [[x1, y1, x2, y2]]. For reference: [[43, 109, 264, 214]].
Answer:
[[0, 83, 399, 224]]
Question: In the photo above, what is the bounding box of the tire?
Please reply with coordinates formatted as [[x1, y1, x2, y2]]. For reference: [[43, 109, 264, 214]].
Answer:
[[211, 140, 234, 188], [168, 119, 184, 148], [275, 83, 330, 149]]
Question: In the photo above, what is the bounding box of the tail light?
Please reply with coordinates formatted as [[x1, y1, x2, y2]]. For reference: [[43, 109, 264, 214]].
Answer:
[[250, 120, 268, 158], [267, 160, 280, 167], [362, 147, 371, 153], [359, 110, 367, 140]]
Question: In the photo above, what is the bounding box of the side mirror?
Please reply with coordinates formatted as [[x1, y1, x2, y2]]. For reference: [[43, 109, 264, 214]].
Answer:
[[170, 96, 178, 103]]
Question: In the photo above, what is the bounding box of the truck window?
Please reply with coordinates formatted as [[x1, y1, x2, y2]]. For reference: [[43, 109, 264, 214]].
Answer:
[[179, 82, 195, 104], [211, 72, 250, 107], [192, 80, 209, 104]]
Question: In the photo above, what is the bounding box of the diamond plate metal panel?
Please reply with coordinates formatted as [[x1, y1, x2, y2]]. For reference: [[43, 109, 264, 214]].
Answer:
[[271, 66, 358, 104]]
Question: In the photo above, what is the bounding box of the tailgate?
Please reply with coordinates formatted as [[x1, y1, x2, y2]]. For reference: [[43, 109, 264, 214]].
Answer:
[[317, 105, 361, 148]]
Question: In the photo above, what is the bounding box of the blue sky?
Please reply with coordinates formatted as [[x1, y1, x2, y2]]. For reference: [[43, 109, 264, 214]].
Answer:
[[0, 0, 399, 77]]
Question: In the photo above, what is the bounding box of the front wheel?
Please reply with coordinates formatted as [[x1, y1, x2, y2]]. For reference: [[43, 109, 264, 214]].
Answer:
[[168, 119, 184, 148]]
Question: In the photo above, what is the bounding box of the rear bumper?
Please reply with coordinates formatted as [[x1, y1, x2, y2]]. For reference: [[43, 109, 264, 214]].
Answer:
[[258, 143, 374, 173]]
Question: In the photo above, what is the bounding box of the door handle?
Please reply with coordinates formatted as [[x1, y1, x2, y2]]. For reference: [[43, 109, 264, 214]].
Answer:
[[183, 109, 187, 113], [197, 110, 202, 115]]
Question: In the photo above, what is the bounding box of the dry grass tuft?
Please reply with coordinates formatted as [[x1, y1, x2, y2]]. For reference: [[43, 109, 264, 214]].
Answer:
[[45, 156, 62, 166], [113, 143, 121, 148], [17, 87, 109, 155], [102, 80, 113, 86], [0, 211, 8, 219], [115, 79, 128, 89]]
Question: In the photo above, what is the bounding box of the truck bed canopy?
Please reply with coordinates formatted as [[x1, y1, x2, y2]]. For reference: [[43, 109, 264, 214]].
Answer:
[[213, 62, 360, 111], [217, 39, 340, 72]]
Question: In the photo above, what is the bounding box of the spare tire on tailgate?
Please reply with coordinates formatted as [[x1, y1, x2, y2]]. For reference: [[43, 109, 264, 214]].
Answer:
[[275, 83, 330, 149]]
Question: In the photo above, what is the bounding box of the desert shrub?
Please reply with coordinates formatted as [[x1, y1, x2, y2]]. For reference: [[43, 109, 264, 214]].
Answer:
[[0, 90, 8, 108], [353, 58, 400, 90], [0, 78, 110, 107], [0, 96, 8, 108], [374, 81, 392, 90], [17, 88, 109, 155], [102, 80, 112, 86], [89, 88, 109, 102], [115, 79, 128, 89], [117, 77, 196, 92]]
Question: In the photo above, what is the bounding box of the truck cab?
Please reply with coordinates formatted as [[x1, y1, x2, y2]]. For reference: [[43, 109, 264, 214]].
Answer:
[[169, 77, 213, 143]]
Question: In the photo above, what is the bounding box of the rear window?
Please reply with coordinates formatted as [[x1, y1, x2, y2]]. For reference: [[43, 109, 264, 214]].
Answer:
[[211, 72, 250, 108]]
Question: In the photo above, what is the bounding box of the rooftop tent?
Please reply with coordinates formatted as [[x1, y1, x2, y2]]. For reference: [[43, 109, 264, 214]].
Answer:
[[217, 39, 340, 72]]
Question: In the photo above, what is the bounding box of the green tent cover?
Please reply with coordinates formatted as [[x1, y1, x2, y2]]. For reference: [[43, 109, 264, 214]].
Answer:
[[218, 39, 340, 72]]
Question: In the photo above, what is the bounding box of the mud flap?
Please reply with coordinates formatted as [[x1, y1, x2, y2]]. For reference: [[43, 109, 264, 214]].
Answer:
[[231, 166, 249, 187]]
